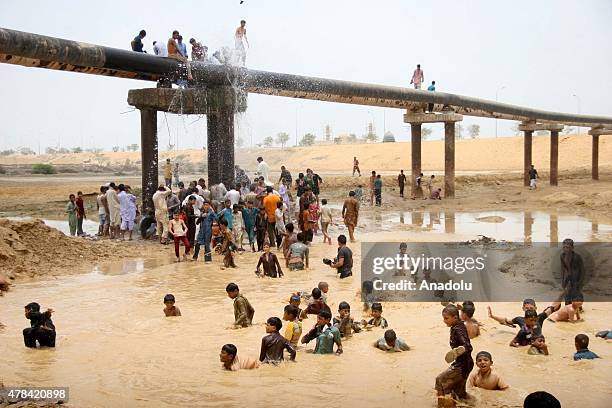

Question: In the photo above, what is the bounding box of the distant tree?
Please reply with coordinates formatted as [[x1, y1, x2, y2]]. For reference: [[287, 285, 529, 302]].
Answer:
[[299, 133, 316, 146], [166, 144, 174, 151], [421, 127, 433, 140], [511, 123, 521, 136], [468, 124, 480, 139], [112, 146, 120, 152], [235, 135, 245, 148], [333, 136, 343, 144], [263, 136, 274, 147], [45, 147, 58, 154], [126, 143, 139, 152], [455, 123, 464, 139], [562, 126, 576, 134], [535, 130, 548, 136], [276, 132, 290, 148], [348, 133, 358, 144], [20, 147, 36, 155], [71, 147, 83, 153], [0, 149, 15, 156], [32, 163, 57, 174]]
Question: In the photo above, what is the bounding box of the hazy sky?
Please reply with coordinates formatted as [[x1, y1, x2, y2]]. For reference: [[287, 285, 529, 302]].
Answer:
[[1, 0, 611, 152]]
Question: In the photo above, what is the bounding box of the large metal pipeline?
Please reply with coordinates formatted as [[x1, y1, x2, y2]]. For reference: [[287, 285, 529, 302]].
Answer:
[[1, 27, 611, 128]]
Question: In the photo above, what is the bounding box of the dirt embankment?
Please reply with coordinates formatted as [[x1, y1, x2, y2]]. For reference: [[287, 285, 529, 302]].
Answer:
[[0, 219, 149, 287]]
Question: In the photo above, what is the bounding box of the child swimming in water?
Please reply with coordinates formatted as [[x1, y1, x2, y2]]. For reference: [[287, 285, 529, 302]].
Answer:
[[163, 294, 181, 317], [333, 301, 362, 338], [282, 305, 302, 346], [220, 344, 259, 371], [573, 334, 600, 360], [23, 302, 56, 348], [361, 302, 388, 329], [458, 301, 480, 339], [374, 329, 410, 352], [527, 334, 549, 355], [547, 295, 583, 322], [468, 351, 509, 390]]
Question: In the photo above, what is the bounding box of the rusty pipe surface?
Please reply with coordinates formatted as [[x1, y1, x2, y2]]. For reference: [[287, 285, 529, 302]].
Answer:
[[2, 27, 611, 127]]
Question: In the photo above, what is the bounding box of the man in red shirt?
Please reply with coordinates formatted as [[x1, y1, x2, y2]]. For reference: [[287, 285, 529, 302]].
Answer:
[[76, 191, 86, 236]]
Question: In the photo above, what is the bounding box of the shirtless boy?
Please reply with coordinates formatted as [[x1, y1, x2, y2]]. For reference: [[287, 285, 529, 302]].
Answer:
[[468, 351, 509, 390], [547, 295, 583, 322], [163, 294, 181, 317]]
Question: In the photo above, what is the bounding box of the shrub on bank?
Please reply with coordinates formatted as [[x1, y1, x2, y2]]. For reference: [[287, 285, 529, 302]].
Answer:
[[31, 163, 57, 174]]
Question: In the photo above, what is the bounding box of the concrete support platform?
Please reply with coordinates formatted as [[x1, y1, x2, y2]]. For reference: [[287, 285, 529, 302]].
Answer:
[[128, 87, 247, 115], [518, 122, 564, 132], [404, 112, 463, 124], [128, 87, 247, 204]]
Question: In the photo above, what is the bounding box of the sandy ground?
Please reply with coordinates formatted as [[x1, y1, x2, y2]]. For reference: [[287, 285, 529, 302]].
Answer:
[[1, 134, 610, 175]]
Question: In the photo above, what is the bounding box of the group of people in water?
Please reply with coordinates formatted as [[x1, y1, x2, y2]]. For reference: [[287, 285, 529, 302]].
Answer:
[[42, 155, 606, 407]]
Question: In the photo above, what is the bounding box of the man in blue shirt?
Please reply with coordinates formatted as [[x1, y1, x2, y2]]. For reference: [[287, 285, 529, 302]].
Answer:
[[427, 80, 436, 112], [131, 30, 146, 53], [177, 35, 188, 58]]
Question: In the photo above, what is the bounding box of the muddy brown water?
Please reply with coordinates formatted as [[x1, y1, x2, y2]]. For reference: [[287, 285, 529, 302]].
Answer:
[[1, 212, 610, 407]]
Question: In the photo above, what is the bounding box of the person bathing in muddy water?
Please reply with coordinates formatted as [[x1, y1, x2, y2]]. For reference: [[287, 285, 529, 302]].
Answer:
[[219, 219, 237, 268], [468, 351, 509, 391], [361, 302, 388, 329], [259, 317, 296, 364], [288, 232, 309, 271], [490, 305, 554, 347], [163, 294, 181, 317], [527, 334, 549, 355], [374, 329, 410, 352], [573, 333, 600, 360], [333, 301, 362, 338], [283, 305, 302, 346], [342, 191, 359, 242], [256, 242, 284, 278], [289, 294, 303, 322], [547, 294, 583, 323], [23, 302, 56, 348], [301, 310, 343, 355], [220, 344, 259, 371], [326, 235, 353, 279], [457, 301, 481, 339], [435, 304, 473, 407], [168, 212, 190, 262], [226, 282, 255, 328], [300, 288, 331, 320]]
